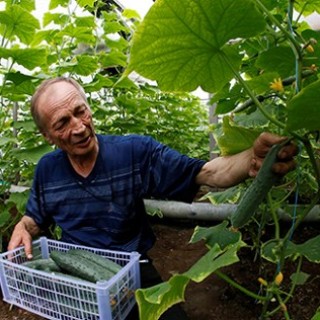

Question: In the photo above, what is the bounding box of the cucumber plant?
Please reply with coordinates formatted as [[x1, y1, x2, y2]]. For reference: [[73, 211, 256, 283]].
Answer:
[[125, 0, 320, 319]]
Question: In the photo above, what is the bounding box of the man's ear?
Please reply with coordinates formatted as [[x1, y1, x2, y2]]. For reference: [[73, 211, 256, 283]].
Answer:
[[42, 131, 54, 145]]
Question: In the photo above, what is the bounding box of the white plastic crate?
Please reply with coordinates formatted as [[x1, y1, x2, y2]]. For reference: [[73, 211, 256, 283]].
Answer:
[[0, 237, 141, 320]]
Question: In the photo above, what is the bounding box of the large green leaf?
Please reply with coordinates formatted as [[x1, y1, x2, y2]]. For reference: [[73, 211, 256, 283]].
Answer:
[[286, 80, 320, 131], [61, 25, 96, 44], [49, 0, 69, 10], [30, 29, 59, 46], [4, 72, 37, 96], [0, 137, 17, 146], [262, 235, 320, 263], [294, 0, 320, 15], [83, 74, 114, 92], [75, 16, 95, 28], [4, 81, 36, 96], [6, 72, 36, 85], [214, 116, 261, 155], [190, 220, 241, 250], [122, 8, 141, 20], [5, 0, 35, 12], [260, 0, 288, 11], [59, 55, 99, 76], [12, 144, 53, 164], [125, 0, 266, 93], [200, 186, 241, 205], [213, 83, 243, 115], [0, 209, 11, 228], [100, 51, 127, 68], [290, 271, 310, 285], [6, 190, 30, 214], [0, 47, 47, 70], [14, 120, 37, 132], [136, 240, 244, 319], [43, 12, 70, 27], [311, 309, 320, 320], [76, 0, 96, 8], [245, 72, 279, 95], [255, 46, 296, 78], [0, 4, 39, 44], [301, 29, 320, 68]]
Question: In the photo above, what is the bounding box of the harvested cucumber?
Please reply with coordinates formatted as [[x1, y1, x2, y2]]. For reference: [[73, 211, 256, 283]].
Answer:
[[23, 258, 61, 272], [68, 249, 122, 274], [50, 250, 115, 283]]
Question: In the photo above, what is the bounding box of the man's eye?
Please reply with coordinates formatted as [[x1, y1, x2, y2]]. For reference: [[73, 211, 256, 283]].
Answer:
[[55, 121, 67, 130], [76, 108, 86, 116]]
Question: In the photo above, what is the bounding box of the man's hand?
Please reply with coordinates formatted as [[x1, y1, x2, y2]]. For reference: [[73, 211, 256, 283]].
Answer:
[[7, 216, 40, 259], [196, 132, 297, 189], [249, 132, 298, 178]]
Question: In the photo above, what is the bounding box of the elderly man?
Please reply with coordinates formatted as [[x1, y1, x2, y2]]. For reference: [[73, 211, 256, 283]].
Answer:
[[8, 77, 297, 319]]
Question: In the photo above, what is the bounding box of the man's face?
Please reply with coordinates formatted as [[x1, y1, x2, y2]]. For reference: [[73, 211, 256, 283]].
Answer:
[[37, 81, 97, 157]]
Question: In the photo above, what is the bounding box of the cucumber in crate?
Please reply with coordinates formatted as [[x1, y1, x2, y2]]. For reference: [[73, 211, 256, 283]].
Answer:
[[50, 250, 118, 283], [68, 249, 122, 274], [0, 237, 141, 320]]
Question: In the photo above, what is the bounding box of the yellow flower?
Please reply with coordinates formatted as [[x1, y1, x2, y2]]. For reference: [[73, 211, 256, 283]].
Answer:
[[270, 78, 284, 92], [310, 64, 318, 71], [306, 44, 314, 53], [275, 271, 284, 285], [258, 277, 268, 286]]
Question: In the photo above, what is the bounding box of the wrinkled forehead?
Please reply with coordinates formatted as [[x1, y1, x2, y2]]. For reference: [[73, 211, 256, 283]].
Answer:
[[39, 81, 76, 98], [37, 81, 85, 111]]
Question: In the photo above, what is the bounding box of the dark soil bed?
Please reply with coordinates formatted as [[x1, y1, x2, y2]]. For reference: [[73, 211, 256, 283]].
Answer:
[[1, 218, 319, 319]]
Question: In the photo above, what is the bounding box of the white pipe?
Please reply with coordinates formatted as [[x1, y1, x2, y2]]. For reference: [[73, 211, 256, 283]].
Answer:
[[8, 186, 320, 222], [144, 199, 320, 221]]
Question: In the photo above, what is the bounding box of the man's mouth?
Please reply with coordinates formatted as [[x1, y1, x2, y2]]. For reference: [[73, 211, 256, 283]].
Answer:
[[75, 135, 91, 146]]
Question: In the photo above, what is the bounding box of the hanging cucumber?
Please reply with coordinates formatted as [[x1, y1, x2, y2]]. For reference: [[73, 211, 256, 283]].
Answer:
[[231, 141, 287, 228]]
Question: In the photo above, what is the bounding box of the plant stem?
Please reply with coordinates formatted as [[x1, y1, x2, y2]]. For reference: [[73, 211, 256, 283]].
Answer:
[[268, 193, 280, 240], [260, 289, 274, 318], [302, 138, 320, 191], [255, 0, 301, 54], [283, 138, 320, 240], [267, 256, 303, 317], [221, 53, 285, 130], [256, 0, 304, 92], [215, 270, 268, 301], [276, 292, 291, 320], [283, 255, 302, 304], [224, 51, 306, 142], [234, 69, 315, 113]]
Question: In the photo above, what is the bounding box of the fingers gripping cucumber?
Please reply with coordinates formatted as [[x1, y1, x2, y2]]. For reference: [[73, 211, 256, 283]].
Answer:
[[231, 142, 284, 228]]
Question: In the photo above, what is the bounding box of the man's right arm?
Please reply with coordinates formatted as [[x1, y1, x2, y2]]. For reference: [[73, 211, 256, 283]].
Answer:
[[7, 216, 41, 259]]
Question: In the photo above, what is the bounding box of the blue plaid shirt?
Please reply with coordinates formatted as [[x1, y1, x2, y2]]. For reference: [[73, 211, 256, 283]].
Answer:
[[26, 134, 205, 254]]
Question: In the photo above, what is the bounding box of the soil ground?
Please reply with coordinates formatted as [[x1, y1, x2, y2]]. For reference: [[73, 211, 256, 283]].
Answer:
[[1, 218, 320, 320]]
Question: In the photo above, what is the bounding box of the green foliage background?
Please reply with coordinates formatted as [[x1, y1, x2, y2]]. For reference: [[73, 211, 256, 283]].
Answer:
[[0, 0, 209, 244]]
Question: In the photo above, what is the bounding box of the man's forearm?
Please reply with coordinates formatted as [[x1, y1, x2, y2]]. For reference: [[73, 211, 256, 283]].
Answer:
[[195, 148, 253, 188], [195, 132, 298, 188]]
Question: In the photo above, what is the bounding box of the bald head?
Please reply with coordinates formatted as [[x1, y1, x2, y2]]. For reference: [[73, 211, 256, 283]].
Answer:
[[31, 77, 88, 132]]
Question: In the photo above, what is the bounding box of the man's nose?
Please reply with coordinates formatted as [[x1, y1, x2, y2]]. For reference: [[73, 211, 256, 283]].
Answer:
[[71, 117, 86, 133]]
